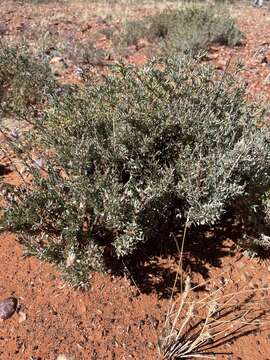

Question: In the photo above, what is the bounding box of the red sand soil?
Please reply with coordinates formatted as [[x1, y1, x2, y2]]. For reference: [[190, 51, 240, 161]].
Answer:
[[1, 2, 270, 359]]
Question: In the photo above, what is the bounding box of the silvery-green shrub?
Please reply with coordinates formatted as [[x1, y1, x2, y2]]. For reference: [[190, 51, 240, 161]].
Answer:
[[1, 55, 269, 287]]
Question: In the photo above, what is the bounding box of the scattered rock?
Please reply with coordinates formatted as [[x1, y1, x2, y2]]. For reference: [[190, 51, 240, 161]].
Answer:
[[18, 310, 27, 323], [56, 355, 74, 360], [10, 128, 19, 139], [49, 57, 68, 77], [34, 158, 45, 169], [0, 297, 17, 320], [0, 24, 8, 36], [73, 67, 84, 78]]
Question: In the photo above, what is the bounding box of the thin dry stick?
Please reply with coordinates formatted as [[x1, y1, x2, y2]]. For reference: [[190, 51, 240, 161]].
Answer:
[[170, 210, 191, 299]]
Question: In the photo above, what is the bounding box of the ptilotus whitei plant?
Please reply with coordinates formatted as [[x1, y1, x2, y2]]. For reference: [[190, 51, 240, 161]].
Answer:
[[1, 51, 270, 287]]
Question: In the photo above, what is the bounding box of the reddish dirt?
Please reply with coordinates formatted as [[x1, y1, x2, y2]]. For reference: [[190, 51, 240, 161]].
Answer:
[[1, 2, 270, 360], [207, 6, 270, 101]]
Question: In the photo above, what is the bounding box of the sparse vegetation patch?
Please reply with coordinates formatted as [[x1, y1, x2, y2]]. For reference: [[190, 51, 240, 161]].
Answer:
[[118, 6, 243, 55], [0, 45, 56, 117]]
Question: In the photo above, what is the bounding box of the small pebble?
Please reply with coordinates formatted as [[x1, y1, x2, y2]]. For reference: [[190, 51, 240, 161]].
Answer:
[[10, 128, 19, 139], [0, 297, 17, 320], [34, 158, 45, 169], [18, 310, 27, 323], [57, 355, 74, 360], [74, 67, 84, 77]]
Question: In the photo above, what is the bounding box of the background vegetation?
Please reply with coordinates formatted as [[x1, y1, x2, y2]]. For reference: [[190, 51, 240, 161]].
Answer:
[[117, 6, 243, 55]]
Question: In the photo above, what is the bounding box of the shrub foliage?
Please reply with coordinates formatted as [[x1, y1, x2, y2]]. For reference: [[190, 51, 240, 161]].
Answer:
[[1, 52, 270, 287], [0, 45, 55, 117], [119, 6, 243, 55]]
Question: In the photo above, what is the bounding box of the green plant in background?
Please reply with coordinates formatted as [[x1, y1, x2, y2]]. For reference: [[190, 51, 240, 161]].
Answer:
[[120, 19, 149, 47], [118, 6, 243, 56], [12, 0, 66, 3], [1, 51, 269, 288], [0, 44, 56, 118]]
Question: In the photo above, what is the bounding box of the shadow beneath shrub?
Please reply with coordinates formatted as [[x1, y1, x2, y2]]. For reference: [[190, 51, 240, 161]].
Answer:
[[118, 210, 269, 299]]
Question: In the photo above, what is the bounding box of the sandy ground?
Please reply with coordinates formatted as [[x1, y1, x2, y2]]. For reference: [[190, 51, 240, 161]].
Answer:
[[1, 1, 270, 359]]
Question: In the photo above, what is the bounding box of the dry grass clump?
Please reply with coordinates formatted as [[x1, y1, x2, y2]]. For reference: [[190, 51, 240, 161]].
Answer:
[[159, 275, 269, 359]]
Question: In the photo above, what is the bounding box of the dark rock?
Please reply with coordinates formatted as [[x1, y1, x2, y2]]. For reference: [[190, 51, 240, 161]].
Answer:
[[0, 297, 17, 320], [0, 24, 8, 36]]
